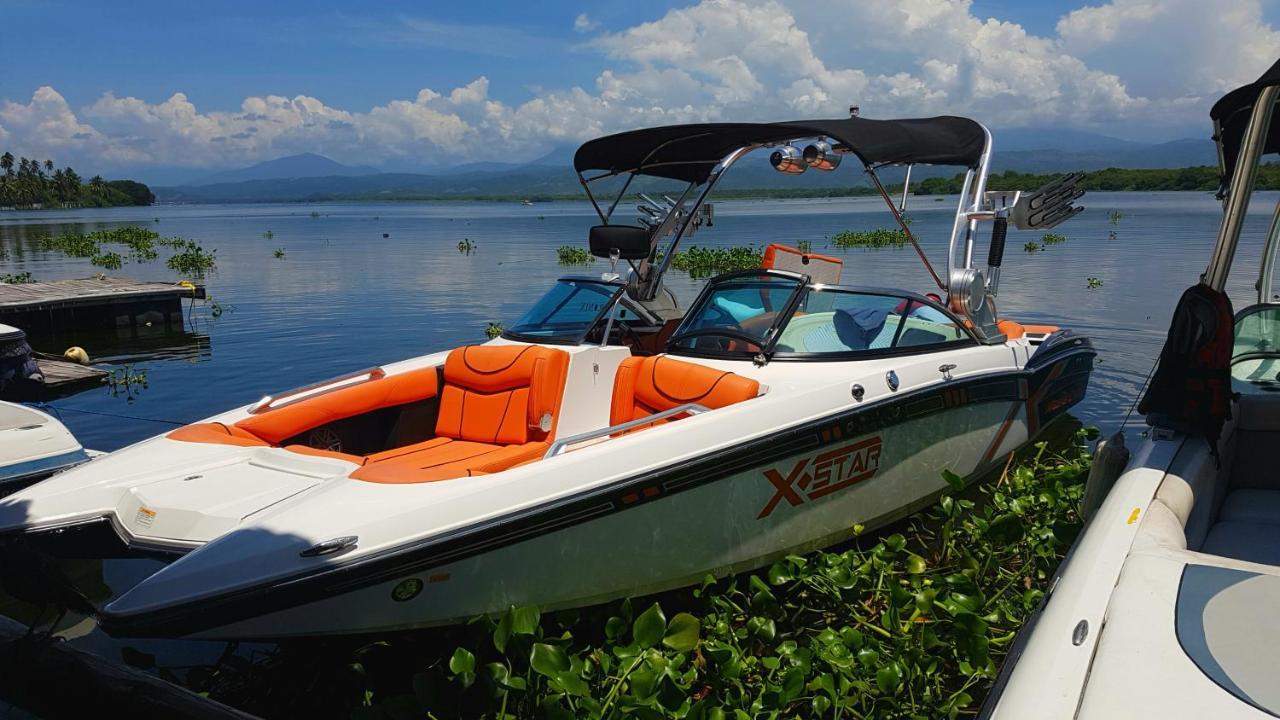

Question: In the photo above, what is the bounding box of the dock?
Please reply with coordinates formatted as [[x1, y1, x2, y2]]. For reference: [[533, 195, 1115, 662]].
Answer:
[[35, 357, 107, 389], [0, 277, 206, 335]]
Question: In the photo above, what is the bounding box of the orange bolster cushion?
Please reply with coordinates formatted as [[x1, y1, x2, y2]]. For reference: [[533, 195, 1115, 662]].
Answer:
[[167, 422, 268, 447], [610, 355, 760, 427], [234, 366, 440, 446]]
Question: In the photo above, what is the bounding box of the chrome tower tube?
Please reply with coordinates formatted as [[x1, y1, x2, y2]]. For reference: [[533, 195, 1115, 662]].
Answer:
[[1206, 84, 1279, 291]]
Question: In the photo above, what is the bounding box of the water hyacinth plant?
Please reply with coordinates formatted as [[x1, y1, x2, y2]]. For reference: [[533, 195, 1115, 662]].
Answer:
[[668, 246, 763, 278], [185, 428, 1095, 719], [556, 246, 593, 265], [0, 272, 34, 284], [830, 228, 910, 249], [166, 240, 217, 277], [37, 226, 217, 277]]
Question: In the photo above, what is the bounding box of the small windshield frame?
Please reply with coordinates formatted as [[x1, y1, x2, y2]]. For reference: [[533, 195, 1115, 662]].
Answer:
[[503, 278, 628, 345], [770, 286, 975, 360], [666, 270, 808, 358], [666, 270, 975, 361]]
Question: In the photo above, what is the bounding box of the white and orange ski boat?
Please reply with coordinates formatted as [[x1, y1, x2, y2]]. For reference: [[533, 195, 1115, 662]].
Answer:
[[0, 115, 1094, 639]]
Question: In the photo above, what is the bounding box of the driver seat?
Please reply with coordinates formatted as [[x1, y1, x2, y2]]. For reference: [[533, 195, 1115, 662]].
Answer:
[[610, 355, 760, 431]]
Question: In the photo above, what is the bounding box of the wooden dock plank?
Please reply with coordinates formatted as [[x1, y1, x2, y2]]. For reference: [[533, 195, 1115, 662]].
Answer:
[[35, 358, 107, 389], [0, 277, 205, 314]]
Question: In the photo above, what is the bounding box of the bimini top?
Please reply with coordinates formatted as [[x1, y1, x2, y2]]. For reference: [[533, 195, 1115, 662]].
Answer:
[[573, 116, 987, 184], [1212, 57, 1280, 189]]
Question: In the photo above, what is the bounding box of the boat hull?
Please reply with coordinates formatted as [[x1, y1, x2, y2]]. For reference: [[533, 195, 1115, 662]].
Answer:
[[100, 342, 1094, 639]]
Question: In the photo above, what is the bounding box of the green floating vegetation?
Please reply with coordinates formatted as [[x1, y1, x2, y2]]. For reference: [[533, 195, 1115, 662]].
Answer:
[[556, 246, 593, 266], [90, 251, 123, 270], [1040, 232, 1067, 246], [1023, 242, 1043, 253], [166, 240, 217, 277], [458, 238, 476, 255], [104, 364, 148, 401], [831, 228, 910, 249], [0, 271, 34, 284], [273, 248, 285, 259], [1087, 277, 1103, 289], [669, 245, 763, 278], [484, 322, 504, 339], [37, 226, 217, 278], [208, 430, 1092, 718]]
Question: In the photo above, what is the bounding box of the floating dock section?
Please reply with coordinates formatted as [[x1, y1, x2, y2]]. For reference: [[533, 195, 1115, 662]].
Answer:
[[0, 277, 206, 335]]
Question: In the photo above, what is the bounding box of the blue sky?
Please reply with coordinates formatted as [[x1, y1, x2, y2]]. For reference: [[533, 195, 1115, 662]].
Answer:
[[2, 0, 1278, 178]]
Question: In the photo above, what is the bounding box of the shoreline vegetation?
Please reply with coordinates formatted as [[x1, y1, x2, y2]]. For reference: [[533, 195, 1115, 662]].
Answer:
[[0, 152, 154, 210], [155, 163, 1280, 206]]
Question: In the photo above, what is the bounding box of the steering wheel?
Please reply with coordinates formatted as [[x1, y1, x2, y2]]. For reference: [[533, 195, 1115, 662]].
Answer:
[[670, 327, 763, 352]]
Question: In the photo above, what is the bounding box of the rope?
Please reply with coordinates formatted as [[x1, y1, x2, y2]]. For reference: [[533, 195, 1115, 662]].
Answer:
[[1120, 357, 1159, 431], [25, 402, 184, 426]]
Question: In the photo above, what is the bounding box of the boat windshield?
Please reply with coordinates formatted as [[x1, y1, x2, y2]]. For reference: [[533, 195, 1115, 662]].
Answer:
[[668, 270, 972, 359], [771, 287, 971, 357], [668, 273, 805, 355], [504, 278, 627, 343], [1231, 305, 1280, 393]]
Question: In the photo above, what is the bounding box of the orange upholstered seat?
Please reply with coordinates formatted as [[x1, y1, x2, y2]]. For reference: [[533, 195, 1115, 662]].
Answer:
[[609, 355, 760, 431], [167, 366, 441, 448], [353, 345, 569, 484], [235, 367, 441, 445]]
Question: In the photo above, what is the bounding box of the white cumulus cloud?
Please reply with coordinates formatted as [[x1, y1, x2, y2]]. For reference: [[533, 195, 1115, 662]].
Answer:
[[0, 0, 1275, 174]]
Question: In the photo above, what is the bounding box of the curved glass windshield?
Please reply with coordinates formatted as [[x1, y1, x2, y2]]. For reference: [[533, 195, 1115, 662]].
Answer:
[[668, 274, 805, 354], [1232, 305, 1280, 393], [506, 279, 624, 342], [773, 288, 969, 355]]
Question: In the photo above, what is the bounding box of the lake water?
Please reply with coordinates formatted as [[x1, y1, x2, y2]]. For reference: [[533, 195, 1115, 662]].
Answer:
[[3, 192, 1278, 451], [1, 192, 1278, 699]]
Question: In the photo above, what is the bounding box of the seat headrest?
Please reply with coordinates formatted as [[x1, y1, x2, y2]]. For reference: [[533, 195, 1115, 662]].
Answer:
[[444, 345, 566, 394]]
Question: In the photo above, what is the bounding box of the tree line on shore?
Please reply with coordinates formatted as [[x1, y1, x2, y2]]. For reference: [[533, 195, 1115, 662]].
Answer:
[[913, 164, 1280, 195], [0, 152, 154, 209]]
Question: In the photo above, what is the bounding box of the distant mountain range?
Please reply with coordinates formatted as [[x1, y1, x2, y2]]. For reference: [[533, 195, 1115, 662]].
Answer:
[[190, 152, 380, 185], [153, 127, 1218, 204]]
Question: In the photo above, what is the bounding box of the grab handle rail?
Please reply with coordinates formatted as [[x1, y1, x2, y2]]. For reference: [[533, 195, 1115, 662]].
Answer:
[[544, 403, 710, 459], [248, 367, 386, 415]]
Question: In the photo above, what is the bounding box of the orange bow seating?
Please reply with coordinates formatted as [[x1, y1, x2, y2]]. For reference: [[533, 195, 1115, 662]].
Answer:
[[166, 366, 442, 451], [610, 355, 760, 432], [168, 422, 270, 447], [352, 345, 569, 484]]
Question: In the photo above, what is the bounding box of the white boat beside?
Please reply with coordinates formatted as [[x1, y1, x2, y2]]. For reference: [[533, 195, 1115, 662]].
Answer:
[[982, 59, 1280, 719], [0, 114, 1095, 639], [0, 401, 89, 489]]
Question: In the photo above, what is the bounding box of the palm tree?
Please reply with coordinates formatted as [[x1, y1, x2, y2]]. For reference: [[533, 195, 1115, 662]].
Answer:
[[43, 159, 53, 174], [0, 152, 13, 177]]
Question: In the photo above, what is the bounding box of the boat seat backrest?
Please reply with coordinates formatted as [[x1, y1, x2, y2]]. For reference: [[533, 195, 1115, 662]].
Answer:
[[610, 355, 760, 427], [436, 345, 570, 445], [232, 366, 442, 446]]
